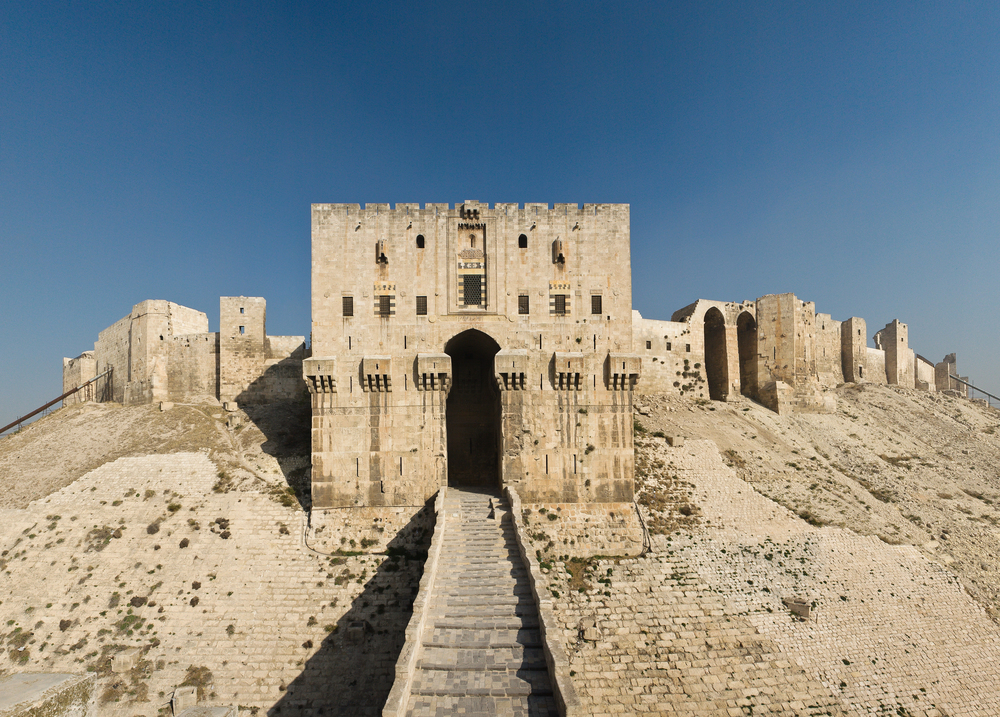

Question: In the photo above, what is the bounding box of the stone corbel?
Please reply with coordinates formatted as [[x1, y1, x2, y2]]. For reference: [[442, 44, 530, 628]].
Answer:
[[303, 357, 336, 394], [605, 353, 640, 390], [495, 349, 528, 390], [415, 353, 452, 393], [361, 356, 392, 392], [553, 352, 586, 390]]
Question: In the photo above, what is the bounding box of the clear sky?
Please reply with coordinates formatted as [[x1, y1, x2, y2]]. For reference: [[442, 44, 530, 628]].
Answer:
[[3, 1, 999, 426]]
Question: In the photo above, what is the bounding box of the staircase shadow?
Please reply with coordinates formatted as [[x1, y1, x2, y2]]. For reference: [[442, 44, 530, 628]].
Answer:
[[267, 499, 434, 716]]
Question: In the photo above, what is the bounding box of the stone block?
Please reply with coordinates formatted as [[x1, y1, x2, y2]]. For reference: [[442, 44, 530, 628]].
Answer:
[[666, 436, 685, 447], [159, 402, 174, 412], [781, 597, 812, 620], [172, 685, 198, 713]]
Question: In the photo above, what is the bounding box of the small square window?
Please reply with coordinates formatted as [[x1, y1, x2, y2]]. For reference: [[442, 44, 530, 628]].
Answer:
[[239, 326, 245, 335], [591, 295, 602, 315], [342, 296, 354, 317], [518, 295, 529, 315], [553, 294, 567, 315], [416, 296, 428, 315]]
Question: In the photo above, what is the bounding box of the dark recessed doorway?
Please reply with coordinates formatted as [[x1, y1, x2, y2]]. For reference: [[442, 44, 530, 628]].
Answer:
[[445, 329, 502, 488]]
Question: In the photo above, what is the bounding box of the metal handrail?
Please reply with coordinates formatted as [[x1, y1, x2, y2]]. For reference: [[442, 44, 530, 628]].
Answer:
[[0, 368, 112, 435], [949, 374, 999, 406]]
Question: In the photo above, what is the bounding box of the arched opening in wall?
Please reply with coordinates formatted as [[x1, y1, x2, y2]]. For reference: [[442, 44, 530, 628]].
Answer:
[[704, 307, 728, 401], [445, 329, 502, 489], [736, 311, 758, 398]]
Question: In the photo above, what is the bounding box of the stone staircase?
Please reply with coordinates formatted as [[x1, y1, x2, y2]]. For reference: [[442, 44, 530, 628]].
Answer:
[[405, 488, 557, 717]]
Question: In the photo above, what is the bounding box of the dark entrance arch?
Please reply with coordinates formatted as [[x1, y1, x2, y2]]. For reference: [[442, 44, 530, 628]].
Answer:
[[704, 307, 728, 401], [736, 311, 758, 398], [445, 329, 502, 488]]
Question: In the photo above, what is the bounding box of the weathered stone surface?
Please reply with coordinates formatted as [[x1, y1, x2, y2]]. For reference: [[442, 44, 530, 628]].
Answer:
[[0, 673, 94, 717]]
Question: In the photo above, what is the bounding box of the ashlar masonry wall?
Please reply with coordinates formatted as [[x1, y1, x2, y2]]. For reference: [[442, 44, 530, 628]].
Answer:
[[64, 296, 306, 410], [308, 201, 640, 509]]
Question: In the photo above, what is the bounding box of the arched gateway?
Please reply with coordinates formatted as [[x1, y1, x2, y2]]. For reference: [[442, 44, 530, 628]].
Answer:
[[444, 330, 501, 488]]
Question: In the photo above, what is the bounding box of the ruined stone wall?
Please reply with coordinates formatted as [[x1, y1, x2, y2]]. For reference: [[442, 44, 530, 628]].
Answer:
[[663, 299, 756, 400], [936, 353, 961, 393], [630, 311, 703, 397], [814, 313, 844, 385], [219, 297, 307, 405], [95, 312, 133, 402], [61, 352, 97, 405], [915, 354, 936, 391], [878, 319, 915, 388], [167, 332, 219, 402], [864, 347, 888, 385], [840, 317, 867, 382], [89, 301, 211, 405], [66, 297, 300, 409], [309, 201, 637, 508], [219, 296, 267, 404]]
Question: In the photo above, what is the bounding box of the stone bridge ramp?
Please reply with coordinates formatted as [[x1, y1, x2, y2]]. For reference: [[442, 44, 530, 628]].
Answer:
[[401, 488, 557, 716]]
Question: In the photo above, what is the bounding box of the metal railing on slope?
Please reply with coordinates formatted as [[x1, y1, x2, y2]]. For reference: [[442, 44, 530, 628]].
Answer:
[[950, 374, 1000, 409], [0, 368, 112, 436]]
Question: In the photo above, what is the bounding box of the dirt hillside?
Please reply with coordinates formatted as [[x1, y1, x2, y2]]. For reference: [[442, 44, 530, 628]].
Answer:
[[633, 383, 1000, 619]]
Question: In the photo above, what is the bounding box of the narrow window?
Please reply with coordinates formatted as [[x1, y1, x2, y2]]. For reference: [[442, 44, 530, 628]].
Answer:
[[416, 296, 428, 315], [666, 341, 671, 351], [343, 296, 354, 317], [591, 294, 602, 315], [646, 340, 651, 350], [518, 294, 529, 315], [239, 326, 245, 335], [379, 295, 391, 317], [518, 234, 528, 248], [463, 275, 482, 306], [416, 234, 425, 248], [240, 307, 244, 314], [685, 344, 691, 352], [554, 294, 567, 315]]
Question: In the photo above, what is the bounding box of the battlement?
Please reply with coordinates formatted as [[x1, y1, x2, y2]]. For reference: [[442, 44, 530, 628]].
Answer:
[[311, 201, 629, 218]]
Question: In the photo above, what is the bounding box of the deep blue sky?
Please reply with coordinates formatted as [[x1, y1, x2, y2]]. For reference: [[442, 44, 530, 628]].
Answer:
[[3, 1, 999, 425]]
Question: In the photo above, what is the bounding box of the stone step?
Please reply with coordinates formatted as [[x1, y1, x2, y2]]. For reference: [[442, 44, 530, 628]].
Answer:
[[436, 604, 539, 618], [436, 585, 533, 597], [435, 595, 535, 609], [405, 693, 559, 717], [418, 644, 548, 671], [430, 616, 540, 631], [409, 667, 553, 697], [423, 626, 543, 649]]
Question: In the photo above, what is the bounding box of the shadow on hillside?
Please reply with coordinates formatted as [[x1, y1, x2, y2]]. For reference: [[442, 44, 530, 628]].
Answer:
[[267, 499, 434, 716], [237, 394, 312, 510]]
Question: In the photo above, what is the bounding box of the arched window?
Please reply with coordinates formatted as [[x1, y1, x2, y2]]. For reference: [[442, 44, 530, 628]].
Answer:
[[518, 234, 528, 248], [416, 234, 425, 248]]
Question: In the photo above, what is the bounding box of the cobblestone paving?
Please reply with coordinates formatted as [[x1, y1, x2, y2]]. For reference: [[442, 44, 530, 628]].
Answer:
[[406, 488, 557, 717]]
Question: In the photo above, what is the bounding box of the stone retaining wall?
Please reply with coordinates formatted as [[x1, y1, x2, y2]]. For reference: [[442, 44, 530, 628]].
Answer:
[[506, 487, 580, 716], [381, 488, 446, 717]]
